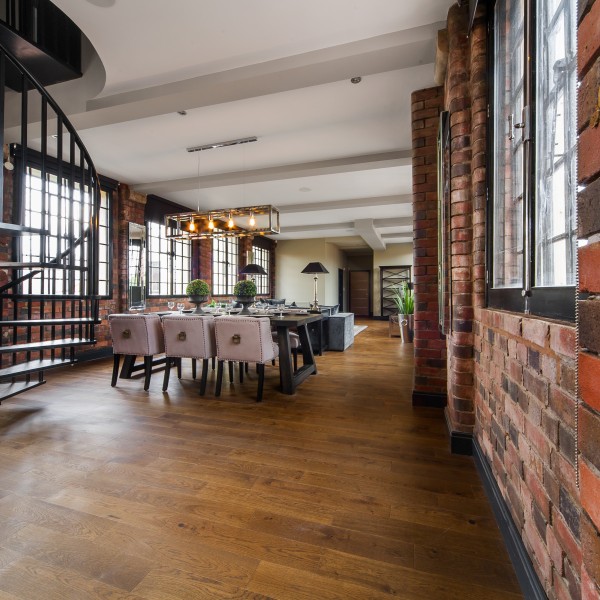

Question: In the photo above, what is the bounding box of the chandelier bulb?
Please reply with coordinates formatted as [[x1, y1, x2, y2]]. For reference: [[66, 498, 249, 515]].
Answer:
[[228, 213, 234, 228], [249, 213, 256, 227], [208, 215, 215, 230], [189, 220, 195, 232]]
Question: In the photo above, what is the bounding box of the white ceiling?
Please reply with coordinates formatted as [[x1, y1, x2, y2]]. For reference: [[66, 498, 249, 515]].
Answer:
[[47, 0, 453, 250]]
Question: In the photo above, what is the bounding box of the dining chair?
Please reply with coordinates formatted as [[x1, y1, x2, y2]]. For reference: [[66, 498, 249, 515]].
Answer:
[[214, 316, 279, 401], [108, 313, 164, 391], [161, 314, 216, 395]]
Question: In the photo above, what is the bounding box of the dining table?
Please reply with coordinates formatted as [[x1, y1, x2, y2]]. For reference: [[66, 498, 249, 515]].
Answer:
[[118, 309, 322, 396], [268, 312, 322, 394]]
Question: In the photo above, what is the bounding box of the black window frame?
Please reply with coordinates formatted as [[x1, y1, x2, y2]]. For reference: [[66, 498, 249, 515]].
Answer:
[[146, 220, 191, 297], [14, 145, 115, 298], [212, 235, 239, 296], [486, 0, 576, 321]]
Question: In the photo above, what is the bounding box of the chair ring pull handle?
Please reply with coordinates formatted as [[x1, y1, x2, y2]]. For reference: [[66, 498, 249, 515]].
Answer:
[[178, 331, 186, 341], [232, 334, 241, 344], [122, 329, 131, 338]]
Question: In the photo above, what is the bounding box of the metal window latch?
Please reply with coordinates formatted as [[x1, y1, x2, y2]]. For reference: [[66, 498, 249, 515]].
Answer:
[[232, 334, 241, 344], [122, 329, 131, 338], [508, 106, 530, 142], [177, 331, 186, 341]]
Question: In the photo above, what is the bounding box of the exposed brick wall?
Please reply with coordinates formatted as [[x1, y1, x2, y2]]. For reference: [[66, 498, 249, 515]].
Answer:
[[577, 0, 600, 597], [444, 4, 476, 433], [411, 85, 447, 402], [475, 309, 580, 597], [425, 2, 593, 598]]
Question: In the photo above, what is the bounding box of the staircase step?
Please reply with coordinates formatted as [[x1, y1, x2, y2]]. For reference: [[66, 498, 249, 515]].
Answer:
[[0, 223, 50, 236], [0, 358, 74, 380], [0, 262, 87, 271], [1, 318, 99, 327], [0, 338, 96, 354], [0, 380, 46, 402]]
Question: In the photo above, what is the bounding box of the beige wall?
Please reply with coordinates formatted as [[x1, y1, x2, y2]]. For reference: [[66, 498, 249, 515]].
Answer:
[[276, 240, 413, 313], [372, 243, 413, 316], [275, 239, 344, 306]]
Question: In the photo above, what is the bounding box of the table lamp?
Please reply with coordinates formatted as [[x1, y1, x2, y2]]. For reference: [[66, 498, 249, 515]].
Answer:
[[301, 262, 329, 312]]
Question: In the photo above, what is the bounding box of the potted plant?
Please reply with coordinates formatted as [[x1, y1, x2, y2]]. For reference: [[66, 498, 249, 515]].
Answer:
[[392, 282, 414, 343], [234, 279, 257, 315], [185, 279, 210, 314]]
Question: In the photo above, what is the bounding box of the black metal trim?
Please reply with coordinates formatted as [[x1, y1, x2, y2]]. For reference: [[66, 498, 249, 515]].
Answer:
[[473, 440, 547, 600], [450, 431, 473, 455], [412, 391, 447, 408]]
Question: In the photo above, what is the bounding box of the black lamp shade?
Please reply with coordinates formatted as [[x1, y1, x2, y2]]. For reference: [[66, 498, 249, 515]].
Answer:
[[301, 262, 329, 274], [239, 263, 267, 276]]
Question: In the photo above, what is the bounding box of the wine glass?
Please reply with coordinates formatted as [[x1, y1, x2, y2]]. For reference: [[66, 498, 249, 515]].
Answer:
[[167, 301, 175, 311], [176, 302, 185, 313]]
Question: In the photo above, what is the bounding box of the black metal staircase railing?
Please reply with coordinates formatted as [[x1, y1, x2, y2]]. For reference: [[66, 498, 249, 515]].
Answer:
[[0, 39, 101, 403]]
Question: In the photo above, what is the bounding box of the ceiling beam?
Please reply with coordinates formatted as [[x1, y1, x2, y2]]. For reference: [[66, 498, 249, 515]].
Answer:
[[278, 194, 412, 213], [354, 218, 386, 251], [131, 150, 411, 194], [56, 23, 441, 132]]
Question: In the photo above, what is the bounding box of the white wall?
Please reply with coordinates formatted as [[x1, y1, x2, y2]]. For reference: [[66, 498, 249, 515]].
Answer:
[[275, 239, 344, 306], [372, 243, 413, 316]]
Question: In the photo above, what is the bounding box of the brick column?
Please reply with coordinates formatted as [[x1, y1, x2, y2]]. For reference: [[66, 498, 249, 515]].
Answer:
[[577, 0, 600, 596], [411, 86, 447, 406]]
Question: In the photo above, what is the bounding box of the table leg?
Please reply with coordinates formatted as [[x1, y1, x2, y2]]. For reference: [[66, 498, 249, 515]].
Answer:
[[276, 325, 294, 394]]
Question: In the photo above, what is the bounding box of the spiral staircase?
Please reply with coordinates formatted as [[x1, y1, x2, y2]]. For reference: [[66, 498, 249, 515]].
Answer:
[[0, 5, 101, 403]]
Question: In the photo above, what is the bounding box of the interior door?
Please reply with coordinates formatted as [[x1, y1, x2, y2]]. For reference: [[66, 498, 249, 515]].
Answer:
[[349, 270, 370, 316]]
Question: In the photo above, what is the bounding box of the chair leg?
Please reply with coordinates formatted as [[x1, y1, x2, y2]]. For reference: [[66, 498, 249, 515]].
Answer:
[[192, 359, 197, 379], [212, 357, 216, 370], [162, 357, 171, 392], [177, 357, 182, 379], [215, 360, 224, 396], [199, 359, 209, 395], [239, 362, 244, 383], [111, 354, 121, 387], [257, 363, 265, 402], [245, 362, 249, 373], [143, 356, 153, 391], [228, 361, 234, 383]]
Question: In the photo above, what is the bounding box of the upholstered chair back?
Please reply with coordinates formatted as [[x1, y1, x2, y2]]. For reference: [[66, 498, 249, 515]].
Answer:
[[108, 314, 164, 356], [162, 315, 216, 359], [215, 317, 278, 364]]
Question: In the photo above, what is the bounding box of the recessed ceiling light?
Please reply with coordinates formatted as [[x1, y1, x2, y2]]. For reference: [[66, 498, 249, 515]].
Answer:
[[177, 110, 187, 116], [299, 187, 311, 192], [350, 76, 362, 84]]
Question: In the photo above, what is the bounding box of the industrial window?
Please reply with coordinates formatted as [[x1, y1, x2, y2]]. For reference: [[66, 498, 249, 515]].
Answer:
[[21, 165, 112, 296], [147, 221, 191, 296], [212, 236, 238, 296], [251, 245, 270, 296], [489, 0, 576, 320]]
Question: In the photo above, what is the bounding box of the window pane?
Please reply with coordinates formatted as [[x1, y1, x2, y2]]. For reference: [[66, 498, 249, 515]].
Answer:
[[535, 0, 577, 287], [212, 236, 238, 295], [252, 245, 270, 295], [492, 0, 525, 289]]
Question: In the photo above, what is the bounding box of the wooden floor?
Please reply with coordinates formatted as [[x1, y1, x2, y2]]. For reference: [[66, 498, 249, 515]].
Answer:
[[0, 319, 522, 599]]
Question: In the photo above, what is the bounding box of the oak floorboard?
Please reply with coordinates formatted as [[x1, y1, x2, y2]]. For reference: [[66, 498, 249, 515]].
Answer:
[[0, 319, 522, 599]]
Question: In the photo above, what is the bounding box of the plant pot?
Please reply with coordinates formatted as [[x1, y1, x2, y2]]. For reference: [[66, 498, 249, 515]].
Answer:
[[235, 295, 255, 315], [188, 295, 209, 314], [399, 314, 414, 343]]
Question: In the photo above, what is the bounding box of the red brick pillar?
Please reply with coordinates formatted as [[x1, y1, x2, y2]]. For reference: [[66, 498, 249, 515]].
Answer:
[[577, 1, 600, 596], [411, 86, 447, 406]]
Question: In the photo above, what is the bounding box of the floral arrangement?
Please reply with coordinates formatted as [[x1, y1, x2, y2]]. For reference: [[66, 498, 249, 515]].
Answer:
[[234, 279, 257, 297], [185, 279, 210, 297]]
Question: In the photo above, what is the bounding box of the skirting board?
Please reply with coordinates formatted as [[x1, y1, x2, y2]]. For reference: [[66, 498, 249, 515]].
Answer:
[[473, 440, 547, 600], [443, 408, 473, 455], [412, 390, 447, 408]]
